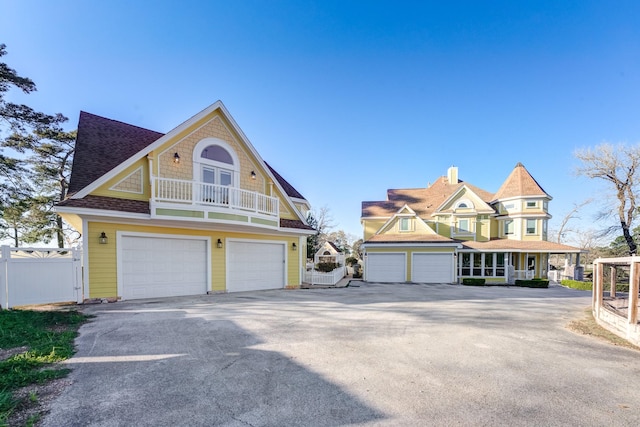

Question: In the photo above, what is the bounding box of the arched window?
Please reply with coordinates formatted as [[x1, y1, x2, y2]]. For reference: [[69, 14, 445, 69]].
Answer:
[[455, 199, 474, 210], [192, 138, 240, 188]]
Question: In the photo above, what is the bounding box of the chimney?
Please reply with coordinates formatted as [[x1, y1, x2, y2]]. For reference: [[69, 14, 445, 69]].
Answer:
[[447, 166, 458, 184]]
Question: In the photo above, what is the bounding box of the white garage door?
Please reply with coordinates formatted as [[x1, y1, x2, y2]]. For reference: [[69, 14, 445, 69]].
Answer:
[[366, 253, 406, 282], [227, 241, 285, 292], [412, 253, 454, 283], [120, 236, 208, 300]]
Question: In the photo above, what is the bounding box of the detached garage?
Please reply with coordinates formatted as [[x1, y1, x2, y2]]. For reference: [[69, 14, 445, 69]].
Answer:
[[118, 234, 209, 300]]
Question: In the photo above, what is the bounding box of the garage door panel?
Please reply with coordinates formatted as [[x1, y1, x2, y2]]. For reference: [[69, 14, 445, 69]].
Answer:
[[367, 253, 406, 282], [121, 236, 208, 300], [228, 241, 285, 292], [412, 253, 454, 283]]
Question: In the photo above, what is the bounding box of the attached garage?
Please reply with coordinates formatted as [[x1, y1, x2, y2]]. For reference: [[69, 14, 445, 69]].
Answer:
[[119, 234, 209, 300], [366, 253, 406, 282], [411, 253, 455, 283], [227, 240, 285, 292]]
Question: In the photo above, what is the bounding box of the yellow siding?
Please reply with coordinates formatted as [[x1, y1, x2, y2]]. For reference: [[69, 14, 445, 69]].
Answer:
[[87, 221, 301, 298], [363, 219, 387, 240], [93, 160, 149, 200]]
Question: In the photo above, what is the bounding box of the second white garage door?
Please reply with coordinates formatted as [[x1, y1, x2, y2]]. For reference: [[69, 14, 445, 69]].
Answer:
[[120, 235, 208, 300], [366, 253, 406, 282], [412, 253, 455, 283], [227, 241, 285, 292]]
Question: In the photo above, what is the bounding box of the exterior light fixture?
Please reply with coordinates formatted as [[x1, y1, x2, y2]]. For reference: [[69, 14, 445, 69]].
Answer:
[[292, 242, 297, 251], [217, 239, 223, 249], [251, 171, 256, 180], [173, 152, 180, 163], [99, 232, 108, 245]]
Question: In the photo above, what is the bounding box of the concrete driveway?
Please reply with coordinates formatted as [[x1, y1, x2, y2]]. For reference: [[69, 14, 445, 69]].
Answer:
[[43, 283, 640, 426]]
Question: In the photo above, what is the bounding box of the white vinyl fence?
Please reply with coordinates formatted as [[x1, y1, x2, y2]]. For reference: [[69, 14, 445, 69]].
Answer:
[[0, 246, 82, 309], [304, 266, 346, 286]]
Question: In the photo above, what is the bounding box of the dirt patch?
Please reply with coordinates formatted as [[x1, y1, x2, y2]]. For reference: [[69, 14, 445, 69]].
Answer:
[[7, 377, 72, 427], [567, 308, 640, 351], [0, 346, 28, 361]]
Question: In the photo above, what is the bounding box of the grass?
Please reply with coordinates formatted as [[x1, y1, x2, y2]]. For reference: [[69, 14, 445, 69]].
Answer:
[[0, 309, 88, 426], [568, 308, 640, 351]]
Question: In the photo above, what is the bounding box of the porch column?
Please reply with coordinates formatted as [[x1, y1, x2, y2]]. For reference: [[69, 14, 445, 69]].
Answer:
[[629, 260, 639, 326], [610, 266, 617, 298]]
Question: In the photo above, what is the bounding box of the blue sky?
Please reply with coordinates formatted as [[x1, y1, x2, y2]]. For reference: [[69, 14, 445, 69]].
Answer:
[[2, 1, 639, 242]]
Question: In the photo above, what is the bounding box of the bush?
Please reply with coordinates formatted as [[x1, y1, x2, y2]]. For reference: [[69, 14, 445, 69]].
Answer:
[[345, 256, 359, 266], [316, 262, 339, 272], [561, 280, 593, 291], [515, 279, 549, 288], [462, 278, 486, 286]]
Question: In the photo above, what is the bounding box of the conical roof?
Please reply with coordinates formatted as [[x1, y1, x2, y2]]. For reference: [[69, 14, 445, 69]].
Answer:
[[493, 162, 549, 201]]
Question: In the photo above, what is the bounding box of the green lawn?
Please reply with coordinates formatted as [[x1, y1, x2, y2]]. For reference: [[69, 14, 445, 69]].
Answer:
[[0, 309, 88, 426]]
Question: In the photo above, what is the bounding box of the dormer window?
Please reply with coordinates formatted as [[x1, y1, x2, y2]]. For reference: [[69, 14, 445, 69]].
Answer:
[[399, 217, 412, 232], [455, 199, 474, 210]]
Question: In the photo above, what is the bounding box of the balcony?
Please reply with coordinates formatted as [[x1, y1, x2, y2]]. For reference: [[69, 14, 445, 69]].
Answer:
[[150, 178, 280, 228]]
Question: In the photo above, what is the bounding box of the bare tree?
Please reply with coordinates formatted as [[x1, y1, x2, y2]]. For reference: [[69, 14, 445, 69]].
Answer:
[[575, 143, 640, 255], [552, 200, 592, 244]]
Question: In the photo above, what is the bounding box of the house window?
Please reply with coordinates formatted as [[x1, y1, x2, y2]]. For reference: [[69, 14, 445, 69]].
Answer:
[[504, 220, 514, 235], [399, 217, 412, 232], [461, 253, 471, 276], [201, 145, 234, 164], [484, 253, 494, 277], [458, 219, 470, 232], [496, 253, 505, 276], [526, 201, 537, 208], [455, 200, 474, 210], [526, 219, 537, 235], [503, 203, 515, 210]]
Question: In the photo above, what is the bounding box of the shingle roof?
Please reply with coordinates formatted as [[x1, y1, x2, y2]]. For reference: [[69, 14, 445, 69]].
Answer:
[[265, 162, 306, 200], [68, 111, 307, 204], [461, 239, 583, 253], [68, 112, 164, 194], [362, 176, 495, 218], [365, 233, 457, 244], [57, 195, 150, 214], [492, 162, 549, 201]]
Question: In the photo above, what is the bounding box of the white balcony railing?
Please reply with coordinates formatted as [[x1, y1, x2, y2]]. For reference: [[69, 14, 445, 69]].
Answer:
[[153, 178, 279, 217]]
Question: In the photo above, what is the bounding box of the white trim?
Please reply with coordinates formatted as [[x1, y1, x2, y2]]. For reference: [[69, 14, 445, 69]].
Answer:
[[225, 238, 287, 290], [82, 217, 89, 301], [71, 101, 308, 226], [493, 194, 552, 203], [433, 185, 495, 214], [191, 137, 240, 186], [55, 206, 150, 220], [363, 242, 461, 249], [116, 231, 211, 300]]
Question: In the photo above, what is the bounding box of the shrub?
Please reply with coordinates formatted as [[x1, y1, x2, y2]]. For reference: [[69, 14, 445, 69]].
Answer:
[[345, 256, 359, 266], [316, 262, 339, 272], [561, 280, 593, 291], [462, 278, 486, 286], [515, 279, 549, 288]]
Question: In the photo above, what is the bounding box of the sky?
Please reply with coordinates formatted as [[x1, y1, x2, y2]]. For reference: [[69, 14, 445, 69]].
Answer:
[[2, 0, 639, 244]]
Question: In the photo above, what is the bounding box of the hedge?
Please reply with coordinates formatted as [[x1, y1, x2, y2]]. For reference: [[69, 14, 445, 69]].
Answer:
[[560, 280, 592, 291], [515, 279, 549, 288], [462, 278, 486, 286]]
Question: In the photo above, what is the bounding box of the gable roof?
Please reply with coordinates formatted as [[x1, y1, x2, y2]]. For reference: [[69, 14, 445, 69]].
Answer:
[[68, 103, 307, 202], [68, 112, 164, 194], [492, 162, 550, 201], [362, 176, 495, 218]]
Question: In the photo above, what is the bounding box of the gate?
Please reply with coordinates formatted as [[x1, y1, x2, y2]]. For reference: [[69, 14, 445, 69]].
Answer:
[[0, 246, 82, 309]]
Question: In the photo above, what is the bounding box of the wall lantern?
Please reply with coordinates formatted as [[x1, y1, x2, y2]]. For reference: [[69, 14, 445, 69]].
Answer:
[[251, 170, 256, 180], [217, 239, 223, 249], [173, 152, 181, 164], [99, 232, 108, 245], [292, 242, 297, 251]]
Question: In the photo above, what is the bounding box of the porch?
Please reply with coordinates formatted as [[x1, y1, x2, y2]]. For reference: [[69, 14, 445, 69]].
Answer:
[[150, 177, 280, 228]]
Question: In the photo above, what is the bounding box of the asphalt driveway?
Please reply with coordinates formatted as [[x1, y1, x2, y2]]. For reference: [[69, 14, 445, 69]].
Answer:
[[43, 283, 640, 426]]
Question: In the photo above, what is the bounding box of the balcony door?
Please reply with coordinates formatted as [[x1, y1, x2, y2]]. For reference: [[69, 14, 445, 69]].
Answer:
[[193, 138, 240, 205]]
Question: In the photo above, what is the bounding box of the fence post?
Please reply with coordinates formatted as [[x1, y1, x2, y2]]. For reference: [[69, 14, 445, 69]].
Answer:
[[629, 260, 639, 326], [0, 246, 9, 309]]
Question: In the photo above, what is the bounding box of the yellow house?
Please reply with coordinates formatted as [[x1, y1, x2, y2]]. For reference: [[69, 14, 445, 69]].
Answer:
[[56, 101, 315, 301], [361, 164, 582, 284]]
